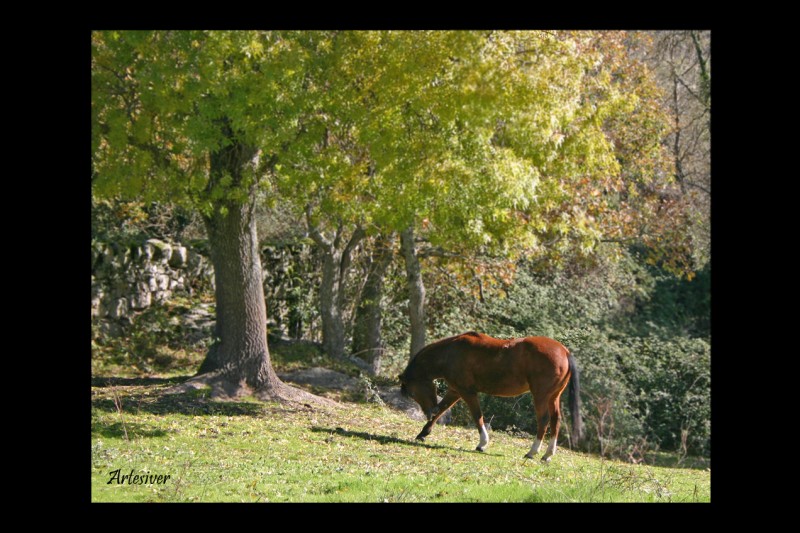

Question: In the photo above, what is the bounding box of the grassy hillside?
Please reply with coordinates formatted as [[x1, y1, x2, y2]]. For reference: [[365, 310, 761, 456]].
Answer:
[[91, 379, 710, 503]]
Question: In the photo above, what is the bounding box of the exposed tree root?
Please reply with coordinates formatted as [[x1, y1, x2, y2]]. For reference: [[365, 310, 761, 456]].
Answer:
[[165, 370, 339, 408]]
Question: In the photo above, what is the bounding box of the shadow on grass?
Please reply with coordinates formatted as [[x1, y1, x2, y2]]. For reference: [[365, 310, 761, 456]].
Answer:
[[92, 376, 190, 387], [642, 452, 711, 471], [91, 394, 268, 417], [94, 421, 168, 439], [91, 376, 270, 418], [310, 426, 502, 456]]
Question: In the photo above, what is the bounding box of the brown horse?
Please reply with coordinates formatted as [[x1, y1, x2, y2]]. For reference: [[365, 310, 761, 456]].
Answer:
[[399, 331, 583, 462]]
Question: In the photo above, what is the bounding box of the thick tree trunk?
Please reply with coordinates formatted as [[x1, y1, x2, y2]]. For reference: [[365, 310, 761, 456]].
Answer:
[[401, 226, 426, 359], [352, 233, 394, 375], [200, 194, 281, 392], [188, 132, 333, 406]]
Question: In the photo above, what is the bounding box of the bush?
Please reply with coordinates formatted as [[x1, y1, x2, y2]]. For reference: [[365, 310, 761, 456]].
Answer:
[[92, 301, 211, 377]]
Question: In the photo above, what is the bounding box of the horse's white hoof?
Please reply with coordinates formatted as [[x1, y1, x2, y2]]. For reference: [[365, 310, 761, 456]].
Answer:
[[476, 446, 485, 452], [541, 455, 552, 463]]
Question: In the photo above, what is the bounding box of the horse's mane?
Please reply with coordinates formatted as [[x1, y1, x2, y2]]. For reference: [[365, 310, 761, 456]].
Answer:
[[410, 332, 479, 360]]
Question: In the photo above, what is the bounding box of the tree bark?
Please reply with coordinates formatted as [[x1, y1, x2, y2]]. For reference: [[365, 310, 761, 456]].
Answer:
[[307, 206, 366, 363], [352, 233, 394, 375], [188, 130, 333, 406], [199, 191, 281, 393], [671, 76, 686, 194], [401, 226, 426, 359], [319, 242, 347, 360]]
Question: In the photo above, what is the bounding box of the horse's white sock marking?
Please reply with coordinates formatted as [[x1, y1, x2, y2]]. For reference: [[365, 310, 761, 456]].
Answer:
[[528, 438, 542, 456], [542, 438, 557, 461], [478, 424, 489, 450]]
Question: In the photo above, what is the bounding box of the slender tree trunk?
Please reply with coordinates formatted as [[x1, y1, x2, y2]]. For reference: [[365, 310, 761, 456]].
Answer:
[[352, 233, 394, 375], [319, 244, 347, 360], [306, 206, 366, 362], [401, 226, 426, 358], [287, 289, 303, 340], [671, 76, 686, 193], [689, 31, 710, 110]]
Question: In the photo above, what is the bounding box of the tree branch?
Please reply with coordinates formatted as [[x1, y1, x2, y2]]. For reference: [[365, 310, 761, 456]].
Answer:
[[340, 226, 366, 281], [332, 223, 344, 250], [417, 245, 464, 259], [690, 30, 710, 108], [676, 75, 709, 111], [305, 204, 331, 249], [685, 181, 711, 195]]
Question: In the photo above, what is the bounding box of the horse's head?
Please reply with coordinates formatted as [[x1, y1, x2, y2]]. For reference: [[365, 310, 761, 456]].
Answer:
[[399, 372, 438, 419]]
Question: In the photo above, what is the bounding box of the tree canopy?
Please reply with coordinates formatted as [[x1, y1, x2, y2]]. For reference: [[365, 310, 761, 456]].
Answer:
[[92, 30, 698, 397], [274, 31, 679, 260]]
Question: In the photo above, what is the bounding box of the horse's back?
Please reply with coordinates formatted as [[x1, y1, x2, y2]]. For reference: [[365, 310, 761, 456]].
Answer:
[[523, 336, 569, 358], [443, 333, 569, 396], [520, 335, 570, 374], [450, 332, 567, 360]]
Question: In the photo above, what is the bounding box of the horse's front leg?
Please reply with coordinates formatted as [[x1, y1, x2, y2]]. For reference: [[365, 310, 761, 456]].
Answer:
[[461, 392, 489, 452], [416, 389, 461, 441]]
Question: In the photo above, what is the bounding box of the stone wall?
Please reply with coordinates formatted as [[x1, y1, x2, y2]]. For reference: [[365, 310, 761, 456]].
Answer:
[[90, 238, 323, 341], [91, 239, 213, 336]]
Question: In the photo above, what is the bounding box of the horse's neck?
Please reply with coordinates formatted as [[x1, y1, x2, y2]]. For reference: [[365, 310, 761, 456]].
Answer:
[[416, 350, 446, 380]]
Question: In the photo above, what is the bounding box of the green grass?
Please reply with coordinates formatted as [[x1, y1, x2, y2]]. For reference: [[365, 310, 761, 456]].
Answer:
[[91, 307, 710, 503], [91, 380, 710, 503]]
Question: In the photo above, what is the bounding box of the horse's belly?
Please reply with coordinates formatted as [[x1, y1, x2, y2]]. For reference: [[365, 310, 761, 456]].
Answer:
[[478, 379, 530, 397]]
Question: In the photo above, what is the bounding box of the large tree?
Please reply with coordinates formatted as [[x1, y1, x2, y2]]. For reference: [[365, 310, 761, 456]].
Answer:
[[92, 31, 332, 401]]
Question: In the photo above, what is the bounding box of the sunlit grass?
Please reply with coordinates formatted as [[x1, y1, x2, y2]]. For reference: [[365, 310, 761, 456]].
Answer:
[[91, 383, 710, 503]]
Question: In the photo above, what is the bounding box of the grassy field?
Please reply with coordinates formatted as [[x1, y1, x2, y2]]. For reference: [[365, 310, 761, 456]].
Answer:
[[90, 378, 710, 503]]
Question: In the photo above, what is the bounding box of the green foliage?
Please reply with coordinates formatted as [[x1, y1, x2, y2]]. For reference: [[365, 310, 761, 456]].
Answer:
[[93, 30, 316, 208], [410, 248, 710, 459], [260, 30, 682, 268], [92, 301, 210, 378], [625, 261, 711, 338], [92, 198, 204, 245], [567, 330, 710, 459]]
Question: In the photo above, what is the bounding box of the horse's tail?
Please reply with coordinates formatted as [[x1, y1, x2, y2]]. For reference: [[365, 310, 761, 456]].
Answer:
[[567, 352, 585, 447]]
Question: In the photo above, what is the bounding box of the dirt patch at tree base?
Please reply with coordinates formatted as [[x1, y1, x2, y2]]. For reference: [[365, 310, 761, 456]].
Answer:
[[165, 371, 339, 408]]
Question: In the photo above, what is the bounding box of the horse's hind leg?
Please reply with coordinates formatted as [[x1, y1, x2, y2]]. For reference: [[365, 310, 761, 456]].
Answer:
[[461, 392, 490, 452], [525, 392, 550, 459], [541, 378, 570, 462], [540, 396, 562, 462], [416, 389, 461, 441]]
